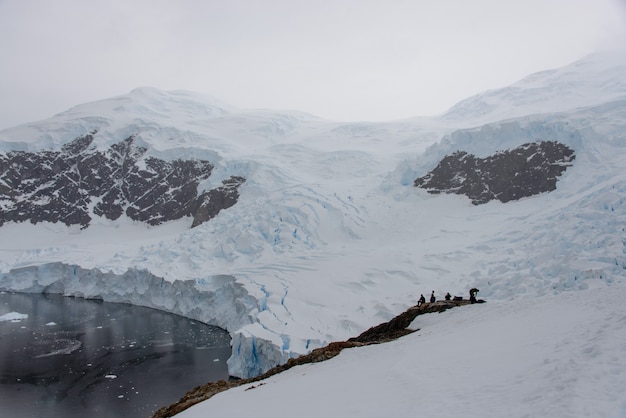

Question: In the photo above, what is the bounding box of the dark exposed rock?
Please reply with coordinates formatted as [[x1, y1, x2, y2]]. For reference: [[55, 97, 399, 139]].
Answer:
[[0, 133, 245, 228], [191, 176, 246, 228], [414, 140, 575, 204], [348, 299, 471, 343]]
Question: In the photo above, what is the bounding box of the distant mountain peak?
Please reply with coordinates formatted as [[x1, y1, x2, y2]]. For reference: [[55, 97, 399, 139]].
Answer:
[[442, 49, 626, 124]]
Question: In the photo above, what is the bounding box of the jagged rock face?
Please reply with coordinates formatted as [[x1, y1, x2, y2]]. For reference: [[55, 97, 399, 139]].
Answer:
[[414, 141, 575, 204], [0, 134, 245, 228]]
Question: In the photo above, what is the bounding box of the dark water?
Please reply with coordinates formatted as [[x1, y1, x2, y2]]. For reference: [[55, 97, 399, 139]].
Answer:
[[0, 292, 231, 418]]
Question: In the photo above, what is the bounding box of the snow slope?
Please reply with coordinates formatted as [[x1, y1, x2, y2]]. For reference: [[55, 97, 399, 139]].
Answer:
[[178, 284, 626, 418], [442, 48, 626, 126], [1, 49, 626, 379]]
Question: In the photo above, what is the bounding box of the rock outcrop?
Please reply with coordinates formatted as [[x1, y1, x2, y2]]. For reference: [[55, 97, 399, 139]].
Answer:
[[0, 133, 245, 228], [414, 140, 575, 204]]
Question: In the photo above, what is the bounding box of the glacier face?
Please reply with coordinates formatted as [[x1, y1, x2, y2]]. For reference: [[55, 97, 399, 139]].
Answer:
[[0, 263, 281, 377], [1, 51, 626, 379], [0, 263, 258, 331]]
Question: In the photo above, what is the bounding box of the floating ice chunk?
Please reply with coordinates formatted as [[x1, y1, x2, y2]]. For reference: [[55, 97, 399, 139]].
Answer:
[[34, 339, 82, 357], [0, 312, 27, 322]]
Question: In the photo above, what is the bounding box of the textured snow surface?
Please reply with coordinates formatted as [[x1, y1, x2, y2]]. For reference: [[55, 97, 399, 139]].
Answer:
[[1, 50, 626, 378], [442, 49, 626, 126]]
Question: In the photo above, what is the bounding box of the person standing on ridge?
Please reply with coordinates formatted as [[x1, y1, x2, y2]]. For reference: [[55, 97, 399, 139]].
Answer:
[[430, 291, 436, 303], [469, 288, 479, 304]]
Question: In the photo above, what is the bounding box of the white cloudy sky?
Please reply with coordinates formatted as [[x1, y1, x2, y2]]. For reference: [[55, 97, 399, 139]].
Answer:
[[1, 0, 625, 129]]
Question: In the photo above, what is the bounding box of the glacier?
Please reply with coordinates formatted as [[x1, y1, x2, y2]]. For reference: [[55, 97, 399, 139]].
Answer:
[[1, 50, 626, 379]]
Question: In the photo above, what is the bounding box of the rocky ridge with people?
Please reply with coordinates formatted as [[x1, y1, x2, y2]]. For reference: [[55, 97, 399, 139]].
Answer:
[[151, 297, 476, 418]]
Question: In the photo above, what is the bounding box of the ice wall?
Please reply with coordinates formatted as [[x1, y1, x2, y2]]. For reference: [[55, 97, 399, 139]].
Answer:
[[0, 263, 283, 378]]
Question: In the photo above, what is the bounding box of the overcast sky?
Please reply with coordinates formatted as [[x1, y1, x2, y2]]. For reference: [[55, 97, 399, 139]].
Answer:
[[1, 0, 625, 129]]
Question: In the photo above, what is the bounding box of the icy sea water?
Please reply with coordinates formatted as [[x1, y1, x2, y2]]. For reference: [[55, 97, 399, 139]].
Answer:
[[0, 292, 231, 418]]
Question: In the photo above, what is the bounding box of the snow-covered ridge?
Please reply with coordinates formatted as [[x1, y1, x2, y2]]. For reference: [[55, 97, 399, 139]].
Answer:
[[1, 50, 626, 378], [442, 49, 626, 126]]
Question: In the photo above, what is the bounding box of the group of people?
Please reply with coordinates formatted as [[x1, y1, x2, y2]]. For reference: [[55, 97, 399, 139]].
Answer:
[[417, 290, 449, 306], [417, 288, 480, 306]]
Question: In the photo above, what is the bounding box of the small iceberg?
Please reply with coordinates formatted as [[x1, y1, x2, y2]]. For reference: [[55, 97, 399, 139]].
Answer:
[[0, 312, 28, 322]]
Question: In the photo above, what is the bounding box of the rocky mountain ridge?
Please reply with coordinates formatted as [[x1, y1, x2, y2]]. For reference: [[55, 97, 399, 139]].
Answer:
[[0, 132, 244, 228], [414, 140, 575, 204]]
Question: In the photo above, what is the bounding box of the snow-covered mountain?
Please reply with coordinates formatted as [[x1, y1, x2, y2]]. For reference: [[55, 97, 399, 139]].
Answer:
[[441, 48, 626, 125], [1, 49, 625, 384]]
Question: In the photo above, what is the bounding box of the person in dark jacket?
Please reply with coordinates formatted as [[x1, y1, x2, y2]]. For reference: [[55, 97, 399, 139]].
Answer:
[[444, 292, 451, 301], [469, 288, 479, 304], [430, 291, 436, 303], [417, 294, 426, 307]]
